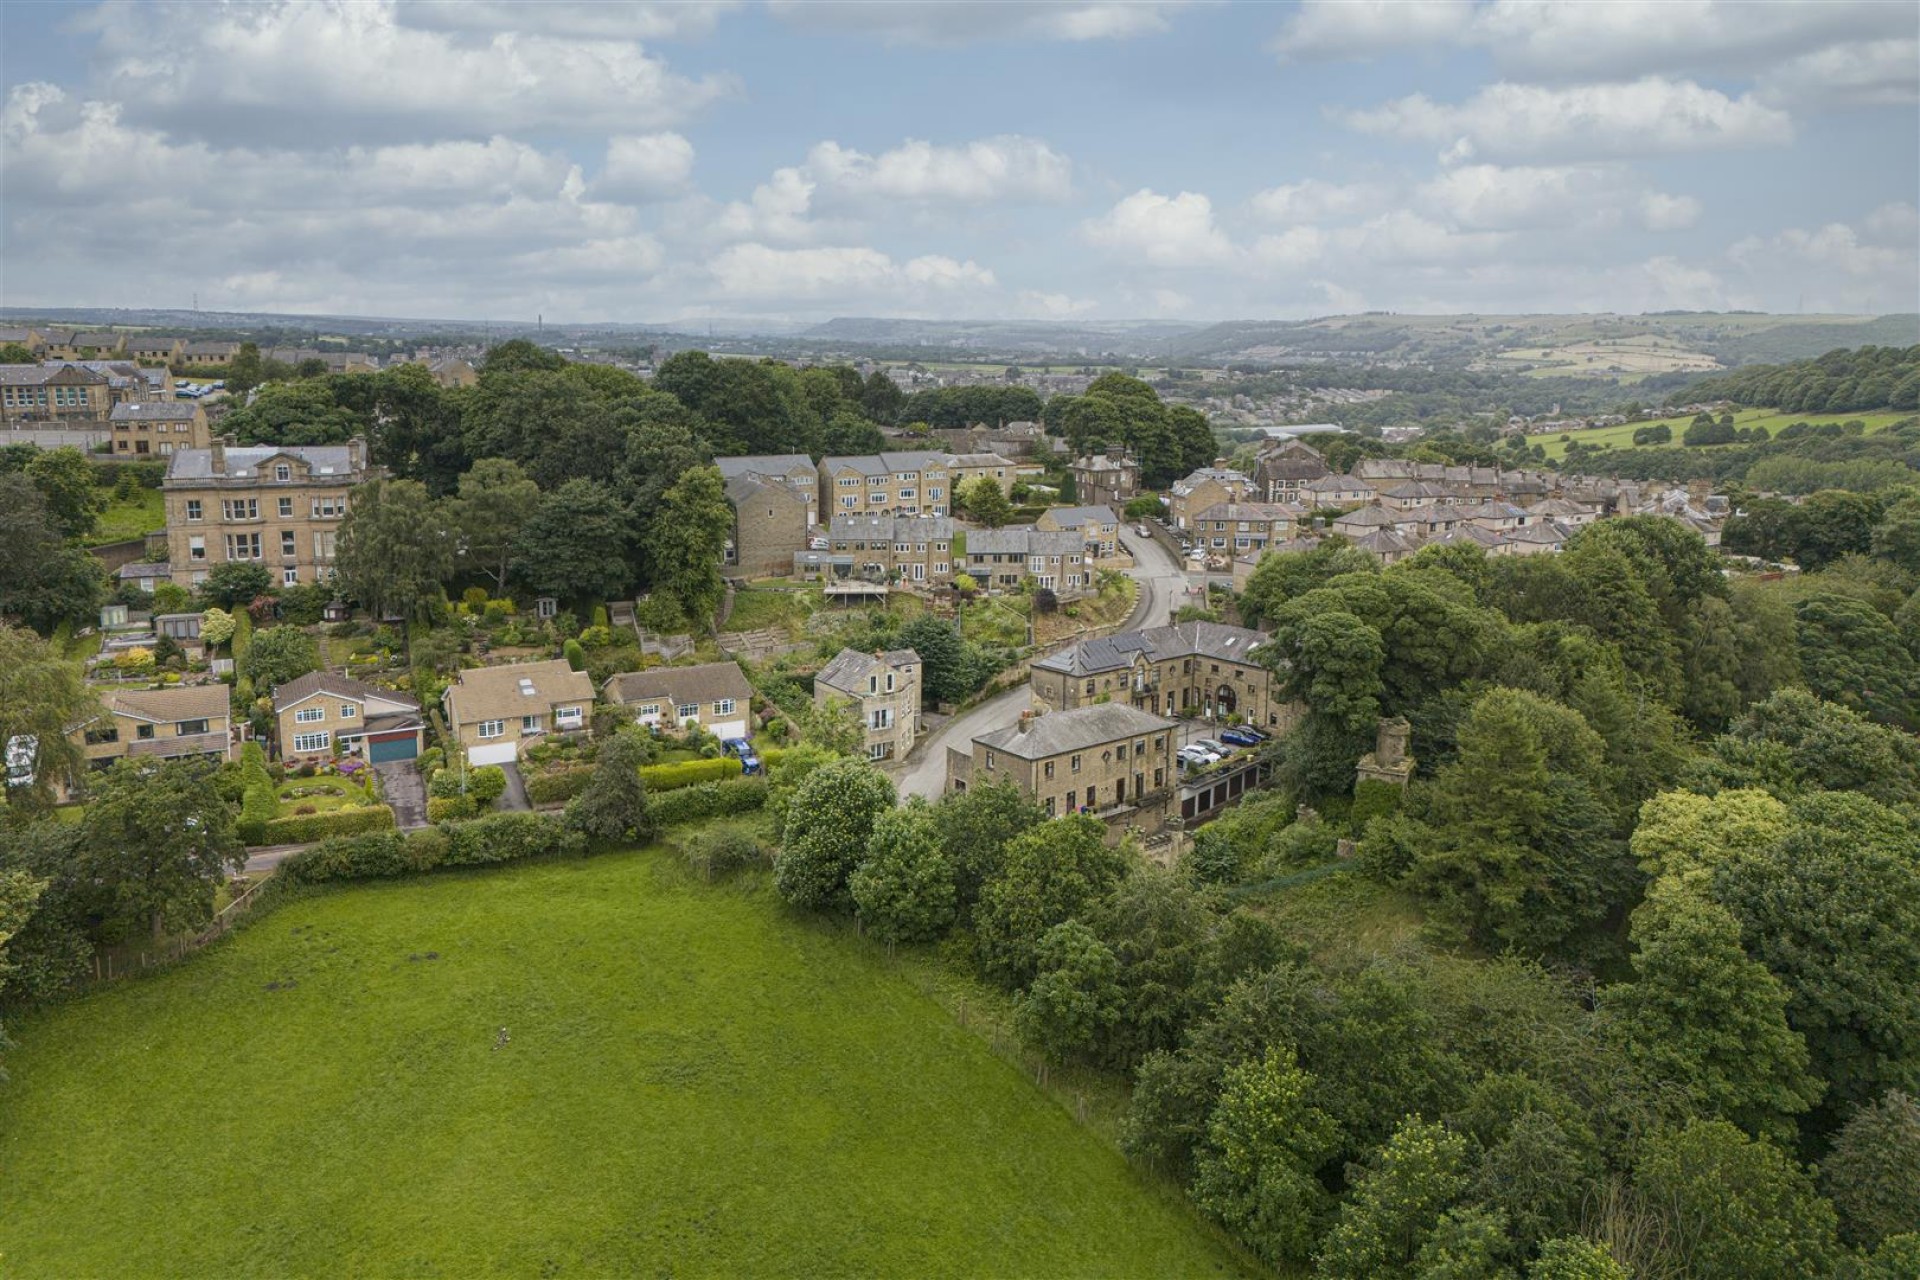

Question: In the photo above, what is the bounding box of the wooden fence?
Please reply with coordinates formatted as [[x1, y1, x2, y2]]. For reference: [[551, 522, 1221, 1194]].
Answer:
[[82, 872, 281, 988]]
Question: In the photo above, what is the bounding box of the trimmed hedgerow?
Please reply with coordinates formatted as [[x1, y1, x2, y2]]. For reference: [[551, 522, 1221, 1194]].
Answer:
[[639, 757, 744, 792], [258, 805, 396, 845], [443, 812, 584, 866], [525, 766, 592, 805], [650, 777, 768, 827]]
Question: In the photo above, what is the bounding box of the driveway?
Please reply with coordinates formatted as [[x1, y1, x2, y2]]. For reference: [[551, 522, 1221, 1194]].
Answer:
[[374, 760, 429, 829], [498, 761, 532, 811]]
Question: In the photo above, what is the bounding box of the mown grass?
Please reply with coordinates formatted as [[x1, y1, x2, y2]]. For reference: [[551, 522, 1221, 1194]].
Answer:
[[1538, 408, 1911, 460], [0, 846, 1254, 1280], [85, 485, 165, 545]]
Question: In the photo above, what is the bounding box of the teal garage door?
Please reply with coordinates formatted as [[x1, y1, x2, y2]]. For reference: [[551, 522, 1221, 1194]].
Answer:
[[366, 733, 418, 763]]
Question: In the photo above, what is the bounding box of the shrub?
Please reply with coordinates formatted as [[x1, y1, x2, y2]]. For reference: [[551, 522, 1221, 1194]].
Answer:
[[681, 828, 764, 881], [525, 766, 592, 805], [238, 781, 278, 844], [639, 756, 744, 792], [258, 804, 396, 845], [1351, 779, 1403, 834], [467, 765, 507, 807], [442, 812, 584, 866], [426, 794, 478, 823], [563, 638, 587, 671], [650, 777, 769, 827]]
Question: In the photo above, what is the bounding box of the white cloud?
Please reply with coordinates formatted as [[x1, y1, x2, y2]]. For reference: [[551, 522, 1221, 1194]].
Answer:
[[1342, 78, 1793, 162], [1757, 39, 1920, 108], [705, 244, 995, 302], [598, 132, 696, 199], [1725, 211, 1920, 312], [1864, 201, 1920, 243], [86, 0, 735, 143], [1249, 178, 1388, 223], [713, 167, 819, 243], [1082, 189, 1235, 267], [765, 1, 1203, 46], [397, 1, 742, 41], [1638, 191, 1702, 231], [1273, 0, 1473, 62], [1016, 290, 1099, 318], [804, 136, 1072, 204]]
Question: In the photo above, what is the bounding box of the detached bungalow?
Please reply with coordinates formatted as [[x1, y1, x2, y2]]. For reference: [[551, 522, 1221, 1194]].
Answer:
[[443, 660, 595, 766], [603, 661, 754, 740]]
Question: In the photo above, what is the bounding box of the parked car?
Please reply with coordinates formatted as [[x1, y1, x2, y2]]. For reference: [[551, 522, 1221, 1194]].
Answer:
[[1218, 727, 1264, 747], [1190, 737, 1230, 756], [808, 536, 829, 550], [4, 734, 36, 788], [1177, 744, 1220, 768], [722, 737, 761, 775]]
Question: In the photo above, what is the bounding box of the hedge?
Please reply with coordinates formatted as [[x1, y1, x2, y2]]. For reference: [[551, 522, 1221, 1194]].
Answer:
[[257, 804, 396, 845], [525, 766, 592, 805], [282, 830, 432, 883], [428, 765, 507, 804], [443, 812, 584, 866], [425, 794, 478, 823], [639, 757, 744, 792], [650, 776, 768, 827], [238, 782, 279, 844]]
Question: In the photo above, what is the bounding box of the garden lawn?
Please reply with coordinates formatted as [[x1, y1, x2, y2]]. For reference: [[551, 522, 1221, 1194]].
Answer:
[[0, 847, 1252, 1280], [85, 485, 165, 546]]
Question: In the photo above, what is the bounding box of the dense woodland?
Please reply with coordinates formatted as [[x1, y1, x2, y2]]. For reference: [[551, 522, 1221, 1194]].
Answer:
[[1687, 346, 1920, 415]]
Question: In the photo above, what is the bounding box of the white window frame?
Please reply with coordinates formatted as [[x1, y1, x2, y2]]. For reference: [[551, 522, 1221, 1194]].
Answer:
[[274, 464, 291, 482], [676, 703, 699, 721], [712, 699, 735, 716], [283, 567, 299, 586], [338, 704, 356, 719], [292, 731, 330, 753], [477, 719, 505, 740], [295, 706, 325, 724]]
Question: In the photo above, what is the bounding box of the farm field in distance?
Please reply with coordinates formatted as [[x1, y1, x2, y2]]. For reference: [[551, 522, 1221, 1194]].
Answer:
[[1537, 408, 1913, 460], [0, 847, 1253, 1280]]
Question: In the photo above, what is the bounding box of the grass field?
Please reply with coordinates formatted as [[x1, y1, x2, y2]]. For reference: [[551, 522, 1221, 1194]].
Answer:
[[85, 485, 166, 545], [1538, 408, 1912, 460], [0, 847, 1253, 1279]]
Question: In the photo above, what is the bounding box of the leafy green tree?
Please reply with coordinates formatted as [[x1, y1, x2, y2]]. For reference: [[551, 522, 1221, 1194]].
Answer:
[[481, 338, 567, 375], [1096, 863, 1215, 1064], [1525, 1239, 1625, 1280], [77, 759, 245, 941], [1793, 489, 1882, 571], [1314, 1117, 1471, 1280], [0, 625, 95, 815], [239, 625, 320, 691], [1409, 1206, 1512, 1280], [218, 379, 365, 446], [200, 561, 274, 609], [1628, 787, 1791, 881], [511, 478, 633, 606], [1869, 494, 1920, 574], [1793, 593, 1920, 729], [1691, 688, 1920, 808], [563, 730, 653, 843], [849, 799, 956, 945], [450, 459, 542, 594], [1823, 1090, 1920, 1250], [774, 758, 896, 911], [24, 447, 104, 539], [1608, 879, 1821, 1143], [1191, 1046, 1344, 1268], [198, 607, 237, 651], [226, 341, 264, 395], [1268, 608, 1385, 734], [898, 614, 969, 705], [1239, 542, 1377, 627], [962, 475, 1013, 528], [933, 778, 1043, 912], [1015, 919, 1124, 1064], [335, 478, 455, 622], [1631, 1119, 1840, 1280], [974, 815, 1127, 987], [651, 465, 731, 625], [0, 476, 106, 634]]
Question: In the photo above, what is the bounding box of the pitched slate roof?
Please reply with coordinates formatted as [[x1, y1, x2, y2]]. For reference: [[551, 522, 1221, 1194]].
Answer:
[[974, 702, 1176, 760], [602, 661, 752, 709], [714, 454, 816, 481], [1032, 621, 1270, 677], [815, 647, 922, 697], [101, 684, 230, 724], [1043, 505, 1119, 527], [110, 401, 200, 422], [272, 670, 420, 714], [446, 659, 595, 724], [164, 444, 360, 481]]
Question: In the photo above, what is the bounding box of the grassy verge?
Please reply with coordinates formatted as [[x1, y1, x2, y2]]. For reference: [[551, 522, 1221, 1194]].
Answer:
[[0, 846, 1254, 1279]]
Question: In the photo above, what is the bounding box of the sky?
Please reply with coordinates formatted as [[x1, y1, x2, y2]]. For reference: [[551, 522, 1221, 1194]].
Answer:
[[1, 0, 1916, 325]]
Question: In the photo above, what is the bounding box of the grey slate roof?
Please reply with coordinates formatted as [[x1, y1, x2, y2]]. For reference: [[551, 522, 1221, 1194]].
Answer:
[[272, 670, 421, 714], [830, 513, 953, 540], [815, 647, 921, 697], [1043, 505, 1118, 528], [1032, 620, 1270, 677], [975, 703, 1176, 760], [164, 444, 358, 481], [964, 527, 1083, 558], [602, 661, 753, 709], [715, 454, 816, 481], [110, 401, 199, 422]]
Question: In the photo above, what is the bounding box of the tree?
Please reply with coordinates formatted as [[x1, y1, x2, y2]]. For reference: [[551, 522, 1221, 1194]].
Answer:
[[1607, 879, 1821, 1143], [1015, 920, 1124, 1064], [450, 459, 541, 595], [1190, 1046, 1344, 1268], [974, 815, 1127, 987], [933, 778, 1043, 912], [77, 759, 245, 941], [1628, 787, 1790, 882], [0, 475, 106, 634], [0, 625, 95, 814], [1792, 593, 1919, 729], [511, 478, 633, 606], [898, 614, 969, 705], [1268, 607, 1384, 734], [334, 478, 455, 622], [226, 341, 264, 395], [198, 607, 237, 651], [1314, 1117, 1471, 1280], [1869, 494, 1920, 574], [200, 561, 275, 610], [962, 475, 1013, 528], [1823, 1090, 1920, 1250], [1097, 863, 1216, 1064], [1240, 543, 1376, 628], [1631, 1119, 1839, 1280], [239, 625, 320, 691], [217, 379, 365, 446], [564, 730, 653, 843], [650, 465, 731, 625], [24, 447, 104, 539], [1693, 688, 1920, 809], [848, 799, 955, 944], [1525, 1239, 1626, 1280], [774, 759, 896, 911]]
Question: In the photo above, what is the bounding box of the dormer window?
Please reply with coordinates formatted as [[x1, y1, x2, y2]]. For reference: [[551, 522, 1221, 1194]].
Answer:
[[275, 464, 291, 482]]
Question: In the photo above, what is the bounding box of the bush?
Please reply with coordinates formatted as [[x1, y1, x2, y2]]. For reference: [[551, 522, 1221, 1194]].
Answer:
[[681, 828, 764, 881], [650, 777, 769, 827], [426, 794, 478, 823], [258, 804, 396, 845], [467, 765, 507, 807], [1351, 779, 1403, 834], [563, 638, 587, 671], [282, 831, 413, 882], [442, 812, 584, 866], [525, 766, 592, 805], [639, 756, 744, 792], [238, 781, 278, 844]]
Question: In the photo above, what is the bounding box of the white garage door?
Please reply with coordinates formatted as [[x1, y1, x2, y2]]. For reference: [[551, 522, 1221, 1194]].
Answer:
[[468, 742, 519, 766], [709, 717, 749, 740]]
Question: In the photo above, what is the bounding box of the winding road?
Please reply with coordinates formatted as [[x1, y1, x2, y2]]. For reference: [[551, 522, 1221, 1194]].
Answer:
[[894, 531, 1191, 800]]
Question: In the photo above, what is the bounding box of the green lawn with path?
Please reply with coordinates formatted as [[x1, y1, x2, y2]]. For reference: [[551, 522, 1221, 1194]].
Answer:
[[0, 847, 1254, 1279]]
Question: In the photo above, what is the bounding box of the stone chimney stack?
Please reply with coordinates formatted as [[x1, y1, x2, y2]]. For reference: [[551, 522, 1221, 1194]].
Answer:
[[210, 437, 227, 473], [1017, 710, 1032, 733]]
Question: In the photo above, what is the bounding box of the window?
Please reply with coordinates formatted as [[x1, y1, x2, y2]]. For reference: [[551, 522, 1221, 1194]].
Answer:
[[313, 530, 337, 561], [1043, 761, 1054, 780], [1066, 789, 1077, 810], [1116, 742, 1128, 760], [477, 720, 505, 740], [295, 707, 325, 724], [1154, 767, 1166, 787], [311, 497, 345, 519], [283, 567, 299, 586], [1046, 796, 1057, 817], [712, 699, 736, 716], [274, 464, 291, 482], [1071, 754, 1082, 773], [555, 706, 583, 727], [985, 750, 996, 771], [522, 714, 540, 734], [868, 675, 878, 694], [278, 497, 294, 517], [224, 532, 262, 560], [222, 498, 258, 520], [137, 723, 155, 740], [870, 708, 893, 730], [884, 674, 894, 693], [676, 703, 698, 721], [338, 704, 356, 719], [188, 535, 206, 561], [292, 731, 330, 753], [185, 499, 202, 521], [637, 703, 661, 718], [281, 530, 296, 557], [176, 718, 210, 736]]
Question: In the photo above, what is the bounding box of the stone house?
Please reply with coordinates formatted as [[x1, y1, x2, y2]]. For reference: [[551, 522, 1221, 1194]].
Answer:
[[724, 474, 813, 579], [126, 336, 185, 364], [828, 513, 954, 586], [1036, 504, 1121, 558], [1069, 453, 1139, 511], [443, 659, 595, 766], [961, 526, 1089, 597], [1169, 466, 1254, 531], [71, 684, 233, 788], [602, 661, 755, 740], [0, 364, 112, 426], [947, 703, 1179, 829], [1190, 501, 1304, 557], [1029, 621, 1298, 731], [819, 451, 952, 518], [162, 438, 373, 590], [814, 647, 921, 761], [715, 455, 820, 526], [1299, 474, 1376, 508], [1252, 439, 1329, 502], [110, 401, 209, 457], [178, 341, 241, 368], [272, 671, 424, 764]]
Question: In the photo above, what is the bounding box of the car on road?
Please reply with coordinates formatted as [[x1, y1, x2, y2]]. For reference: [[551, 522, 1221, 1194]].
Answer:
[[1190, 737, 1230, 756], [1177, 744, 1220, 768], [723, 737, 761, 775], [1218, 727, 1264, 747]]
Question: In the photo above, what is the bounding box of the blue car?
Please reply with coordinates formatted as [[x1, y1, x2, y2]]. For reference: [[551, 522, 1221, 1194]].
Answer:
[[1218, 727, 1264, 747], [723, 738, 762, 775]]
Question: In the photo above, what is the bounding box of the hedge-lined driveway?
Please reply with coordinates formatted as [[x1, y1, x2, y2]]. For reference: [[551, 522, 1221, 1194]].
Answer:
[[375, 761, 429, 829]]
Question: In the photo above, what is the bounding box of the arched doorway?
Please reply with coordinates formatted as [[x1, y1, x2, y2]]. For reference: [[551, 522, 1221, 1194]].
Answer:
[[1214, 684, 1237, 719]]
